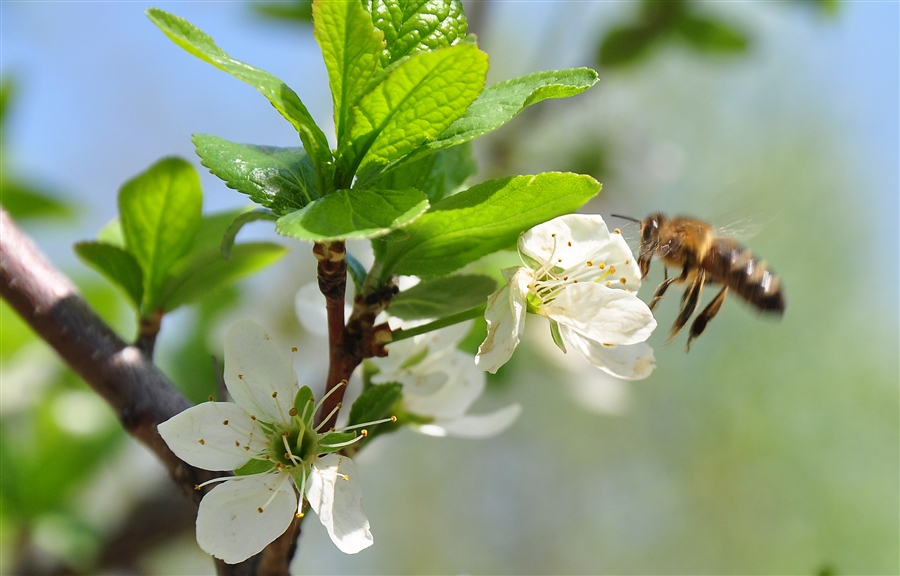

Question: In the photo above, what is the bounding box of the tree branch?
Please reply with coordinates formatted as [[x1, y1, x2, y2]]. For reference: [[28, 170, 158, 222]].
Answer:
[[0, 208, 262, 576]]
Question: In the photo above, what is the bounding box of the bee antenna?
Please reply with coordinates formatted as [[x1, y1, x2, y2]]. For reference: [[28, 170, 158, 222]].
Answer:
[[610, 214, 642, 224]]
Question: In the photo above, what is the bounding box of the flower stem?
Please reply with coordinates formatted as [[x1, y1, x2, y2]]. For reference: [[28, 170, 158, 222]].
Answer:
[[390, 305, 487, 342]]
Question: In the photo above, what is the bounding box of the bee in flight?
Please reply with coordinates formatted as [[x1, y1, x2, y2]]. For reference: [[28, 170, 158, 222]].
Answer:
[[613, 213, 785, 351]]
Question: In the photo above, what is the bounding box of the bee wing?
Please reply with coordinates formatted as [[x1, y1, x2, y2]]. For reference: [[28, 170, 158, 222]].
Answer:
[[715, 213, 775, 242]]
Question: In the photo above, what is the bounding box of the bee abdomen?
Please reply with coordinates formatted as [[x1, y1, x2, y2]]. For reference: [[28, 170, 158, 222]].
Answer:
[[704, 239, 785, 314]]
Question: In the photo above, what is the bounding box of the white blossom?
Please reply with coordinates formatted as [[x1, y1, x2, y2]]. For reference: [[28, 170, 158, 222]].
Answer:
[[475, 214, 657, 380], [371, 321, 521, 438], [158, 320, 374, 563]]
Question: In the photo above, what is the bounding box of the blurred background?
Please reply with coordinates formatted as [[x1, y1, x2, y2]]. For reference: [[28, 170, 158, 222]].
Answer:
[[1, 1, 897, 574]]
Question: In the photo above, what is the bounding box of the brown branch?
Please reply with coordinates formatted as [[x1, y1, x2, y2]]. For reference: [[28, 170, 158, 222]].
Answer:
[[0, 207, 262, 576], [313, 240, 355, 431]]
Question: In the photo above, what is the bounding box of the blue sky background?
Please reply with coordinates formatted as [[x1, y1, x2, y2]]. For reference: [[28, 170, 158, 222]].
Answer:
[[2, 2, 898, 574]]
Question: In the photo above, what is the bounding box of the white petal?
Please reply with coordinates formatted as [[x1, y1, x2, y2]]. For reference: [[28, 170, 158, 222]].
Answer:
[[518, 215, 608, 267], [224, 320, 299, 425], [196, 473, 297, 564], [546, 283, 656, 345], [475, 268, 530, 373], [415, 403, 522, 438], [520, 215, 642, 289], [295, 282, 353, 337], [307, 455, 373, 554], [562, 333, 656, 380], [158, 402, 269, 471], [403, 351, 485, 419], [371, 321, 472, 383], [294, 283, 329, 337]]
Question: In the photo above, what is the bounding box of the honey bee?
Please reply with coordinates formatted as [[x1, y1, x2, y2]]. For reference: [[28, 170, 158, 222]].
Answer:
[[613, 213, 785, 350]]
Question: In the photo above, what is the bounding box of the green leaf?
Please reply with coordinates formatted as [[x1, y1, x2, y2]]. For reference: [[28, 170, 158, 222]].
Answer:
[[193, 135, 320, 215], [318, 431, 357, 453], [597, 25, 660, 67], [234, 458, 276, 476], [389, 274, 496, 320], [348, 382, 402, 427], [276, 187, 428, 242], [253, 0, 313, 23], [368, 142, 476, 203], [346, 250, 368, 294], [375, 172, 600, 278], [294, 386, 315, 423], [313, 0, 384, 144], [159, 242, 287, 312], [0, 75, 13, 128], [337, 43, 488, 185], [221, 209, 278, 259], [549, 318, 567, 353], [118, 157, 202, 312], [0, 179, 75, 221], [368, 0, 468, 65], [146, 8, 332, 181], [408, 68, 599, 160], [676, 15, 749, 54], [74, 242, 144, 309]]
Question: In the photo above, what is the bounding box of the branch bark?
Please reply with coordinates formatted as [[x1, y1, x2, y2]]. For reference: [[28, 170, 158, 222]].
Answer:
[[0, 208, 262, 576]]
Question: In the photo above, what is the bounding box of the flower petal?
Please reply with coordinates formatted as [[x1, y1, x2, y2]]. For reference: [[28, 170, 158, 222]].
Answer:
[[224, 319, 299, 425], [295, 283, 353, 337], [307, 454, 373, 554], [403, 351, 485, 419], [415, 403, 522, 438], [371, 321, 472, 385], [520, 214, 642, 289], [196, 473, 297, 564], [546, 283, 656, 345], [561, 331, 656, 380], [158, 402, 269, 471], [475, 268, 530, 373]]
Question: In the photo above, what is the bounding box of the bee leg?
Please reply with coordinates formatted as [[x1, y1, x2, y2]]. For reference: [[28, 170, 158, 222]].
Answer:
[[648, 277, 676, 311], [648, 267, 685, 311], [686, 286, 728, 351], [667, 270, 705, 345]]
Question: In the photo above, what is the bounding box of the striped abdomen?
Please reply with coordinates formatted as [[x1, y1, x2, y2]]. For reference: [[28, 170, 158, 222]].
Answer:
[[702, 238, 785, 313]]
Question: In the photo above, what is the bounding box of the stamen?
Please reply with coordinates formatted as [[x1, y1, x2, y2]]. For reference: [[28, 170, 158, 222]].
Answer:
[[313, 380, 348, 415], [339, 415, 396, 432], [282, 433, 302, 466], [196, 475, 237, 489], [259, 473, 292, 512], [314, 402, 343, 433]]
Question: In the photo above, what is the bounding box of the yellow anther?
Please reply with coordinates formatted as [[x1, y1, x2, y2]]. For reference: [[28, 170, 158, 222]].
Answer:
[[257, 507, 264, 513], [587, 260, 593, 266], [271, 391, 278, 398], [291, 347, 298, 352], [198, 438, 205, 445], [289, 407, 298, 416], [222, 420, 229, 425], [609, 265, 616, 274], [620, 277, 627, 284], [614, 228, 621, 234], [599, 263, 606, 269]]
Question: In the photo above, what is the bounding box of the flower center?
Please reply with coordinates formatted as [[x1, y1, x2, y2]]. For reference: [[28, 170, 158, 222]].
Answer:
[[529, 233, 617, 307]]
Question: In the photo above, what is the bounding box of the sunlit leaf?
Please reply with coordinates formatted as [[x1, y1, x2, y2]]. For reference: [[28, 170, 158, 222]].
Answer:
[[118, 157, 202, 312], [276, 188, 428, 242], [375, 172, 600, 278], [193, 134, 319, 215]]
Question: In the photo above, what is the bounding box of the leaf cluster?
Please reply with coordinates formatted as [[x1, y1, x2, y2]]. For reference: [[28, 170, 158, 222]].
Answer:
[[74, 158, 286, 324], [147, 1, 601, 296]]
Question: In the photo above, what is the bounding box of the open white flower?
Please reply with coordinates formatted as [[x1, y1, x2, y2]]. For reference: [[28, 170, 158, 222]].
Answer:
[[158, 320, 376, 564], [371, 321, 521, 438], [475, 214, 657, 380]]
